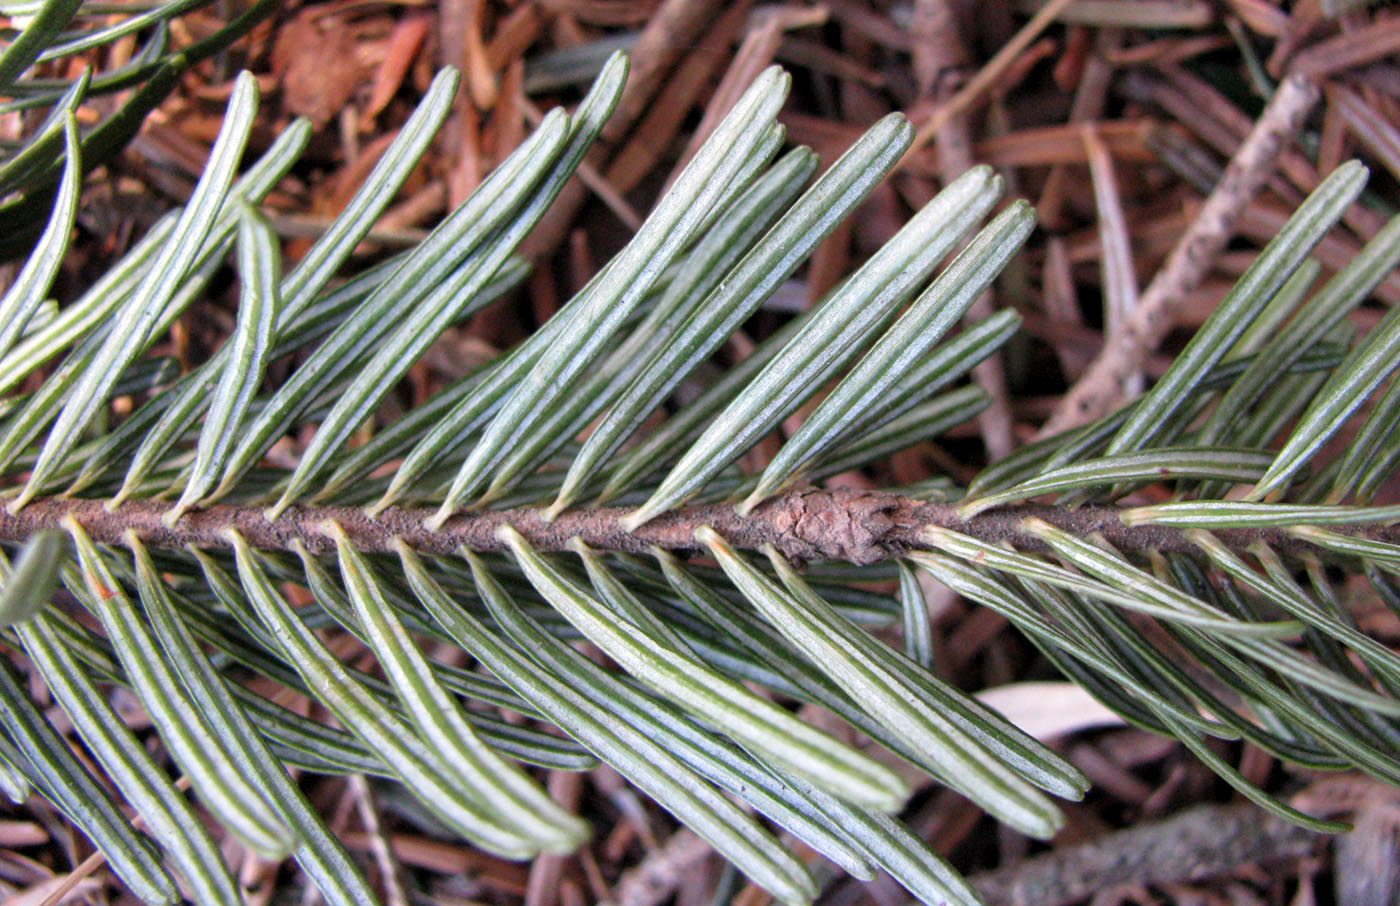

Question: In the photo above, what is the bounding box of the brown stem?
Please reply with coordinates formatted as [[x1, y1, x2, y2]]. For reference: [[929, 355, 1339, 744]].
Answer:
[[4, 489, 1397, 565]]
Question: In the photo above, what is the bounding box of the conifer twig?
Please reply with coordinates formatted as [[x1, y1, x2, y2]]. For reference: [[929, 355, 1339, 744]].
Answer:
[[5, 490, 1396, 565]]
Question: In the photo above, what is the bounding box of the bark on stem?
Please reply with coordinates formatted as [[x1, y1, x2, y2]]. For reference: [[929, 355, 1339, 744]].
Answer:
[[3, 489, 1397, 565]]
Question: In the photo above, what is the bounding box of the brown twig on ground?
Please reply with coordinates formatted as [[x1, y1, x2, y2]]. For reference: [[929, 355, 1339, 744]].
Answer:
[[1153, 63, 1386, 240], [913, 0, 1015, 461], [347, 775, 408, 906], [1040, 72, 1320, 437], [965, 801, 1329, 906], [524, 772, 585, 906], [10, 491, 1400, 566], [901, 0, 1078, 169], [611, 829, 714, 906]]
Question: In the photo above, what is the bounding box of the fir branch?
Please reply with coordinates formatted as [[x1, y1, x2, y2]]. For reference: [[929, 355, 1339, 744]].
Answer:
[[5, 490, 1398, 564]]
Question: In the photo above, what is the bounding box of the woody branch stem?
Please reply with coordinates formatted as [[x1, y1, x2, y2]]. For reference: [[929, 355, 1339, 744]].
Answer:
[[2, 489, 1395, 565]]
